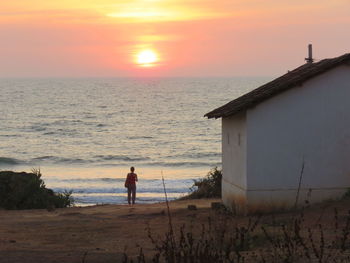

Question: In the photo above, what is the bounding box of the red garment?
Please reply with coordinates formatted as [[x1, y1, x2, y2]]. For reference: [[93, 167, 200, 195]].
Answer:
[[127, 173, 137, 185]]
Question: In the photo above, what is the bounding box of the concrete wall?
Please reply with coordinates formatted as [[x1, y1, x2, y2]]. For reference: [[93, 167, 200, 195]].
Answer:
[[245, 64, 350, 210], [222, 112, 247, 212]]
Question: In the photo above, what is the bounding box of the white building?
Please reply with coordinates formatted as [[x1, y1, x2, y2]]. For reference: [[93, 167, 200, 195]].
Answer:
[[205, 53, 350, 214]]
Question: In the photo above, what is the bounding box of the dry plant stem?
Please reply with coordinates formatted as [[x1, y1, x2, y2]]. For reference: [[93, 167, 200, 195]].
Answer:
[[161, 171, 177, 259], [81, 251, 88, 263], [123, 206, 350, 262], [295, 157, 305, 210]]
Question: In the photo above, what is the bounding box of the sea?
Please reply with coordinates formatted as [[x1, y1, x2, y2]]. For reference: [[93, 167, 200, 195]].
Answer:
[[0, 77, 270, 206]]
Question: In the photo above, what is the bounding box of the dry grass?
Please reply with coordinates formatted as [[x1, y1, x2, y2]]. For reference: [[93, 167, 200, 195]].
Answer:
[[123, 200, 350, 263]]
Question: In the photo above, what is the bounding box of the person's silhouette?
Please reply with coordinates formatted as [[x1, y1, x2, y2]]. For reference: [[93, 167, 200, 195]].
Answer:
[[125, 166, 138, 205]]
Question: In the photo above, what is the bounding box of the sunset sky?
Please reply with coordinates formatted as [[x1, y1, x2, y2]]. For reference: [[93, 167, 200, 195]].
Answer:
[[1, 0, 349, 77]]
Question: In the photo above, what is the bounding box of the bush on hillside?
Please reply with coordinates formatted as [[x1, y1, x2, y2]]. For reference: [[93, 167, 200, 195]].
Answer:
[[182, 167, 222, 199], [0, 170, 73, 210]]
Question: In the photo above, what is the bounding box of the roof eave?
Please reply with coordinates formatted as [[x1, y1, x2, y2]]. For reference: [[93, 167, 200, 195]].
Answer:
[[204, 53, 350, 120]]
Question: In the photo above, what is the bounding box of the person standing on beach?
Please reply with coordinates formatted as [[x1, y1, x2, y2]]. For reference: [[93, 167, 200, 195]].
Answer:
[[125, 166, 138, 205]]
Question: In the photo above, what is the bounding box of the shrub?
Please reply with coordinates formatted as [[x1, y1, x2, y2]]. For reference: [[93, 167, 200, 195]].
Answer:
[[342, 188, 350, 199], [122, 209, 350, 262], [182, 167, 222, 199], [0, 170, 73, 210]]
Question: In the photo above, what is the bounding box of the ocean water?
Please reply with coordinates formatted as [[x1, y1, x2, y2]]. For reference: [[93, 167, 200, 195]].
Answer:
[[0, 77, 270, 205]]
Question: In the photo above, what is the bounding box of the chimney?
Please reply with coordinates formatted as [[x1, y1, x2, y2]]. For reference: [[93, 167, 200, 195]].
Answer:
[[305, 44, 314, 63]]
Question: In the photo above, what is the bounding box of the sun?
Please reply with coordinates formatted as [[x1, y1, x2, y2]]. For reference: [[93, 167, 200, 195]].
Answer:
[[136, 50, 158, 67]]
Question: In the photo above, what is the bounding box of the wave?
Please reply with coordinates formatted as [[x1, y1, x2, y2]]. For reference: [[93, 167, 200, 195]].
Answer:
[[0, 154, 220, 168], [27, 125, 47, 132], [3, 153, 220, 168], [47, 177, 193, 183], [0, 157, 24, 166], [53, 187, 190, 194], [127, 136, 154, 140], [93, 155, 150, 162], [97, 160, 220, 168], [167, 152, 221, 159], [32, 156, 87, 164], [43, 132, 57, 135], [51, 120, 83, 126], [45, 177, 161, 183], [0, 134, 20, 137], [144, 161, 221, 167]]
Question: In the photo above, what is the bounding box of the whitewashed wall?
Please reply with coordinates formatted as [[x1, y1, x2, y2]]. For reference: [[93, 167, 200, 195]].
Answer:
[[245, 65, 350, 209], [222, 112, 247, 212]]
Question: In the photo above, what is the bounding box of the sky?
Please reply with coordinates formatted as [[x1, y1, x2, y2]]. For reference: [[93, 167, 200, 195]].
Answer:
[[1, 0, 350, 78]]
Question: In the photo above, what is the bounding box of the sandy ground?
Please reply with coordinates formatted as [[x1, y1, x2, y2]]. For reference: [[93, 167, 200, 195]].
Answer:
[[0, 199, 220, 263], [1, 198, 350, 263]]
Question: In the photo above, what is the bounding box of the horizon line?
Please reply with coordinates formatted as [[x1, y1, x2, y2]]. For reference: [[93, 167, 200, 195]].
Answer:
[[0, 75, 275, 79]]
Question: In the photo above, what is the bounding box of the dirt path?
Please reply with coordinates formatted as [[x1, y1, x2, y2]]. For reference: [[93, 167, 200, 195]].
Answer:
[[1, 198, 350, 262], [0, 199, 219, 263]]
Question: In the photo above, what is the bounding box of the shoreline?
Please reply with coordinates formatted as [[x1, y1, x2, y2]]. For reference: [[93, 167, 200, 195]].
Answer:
[[0, 164, 212, 179], [0, 165, 212, 206]]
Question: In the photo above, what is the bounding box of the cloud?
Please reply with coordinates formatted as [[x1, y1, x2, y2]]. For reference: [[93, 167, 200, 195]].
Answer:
[[1, 0, 235, 25], [104, 1, 233, 23]]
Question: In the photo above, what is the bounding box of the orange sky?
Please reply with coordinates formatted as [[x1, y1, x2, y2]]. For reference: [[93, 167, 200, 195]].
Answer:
[[1, 0, 349, 77]]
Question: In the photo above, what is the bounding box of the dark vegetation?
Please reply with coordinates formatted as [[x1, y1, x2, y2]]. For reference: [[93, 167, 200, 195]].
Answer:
[[342, 188, 350, 200], [122, 207, 350, 263], [0, 170, 73, 210], [182, 167, 222, 199]]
